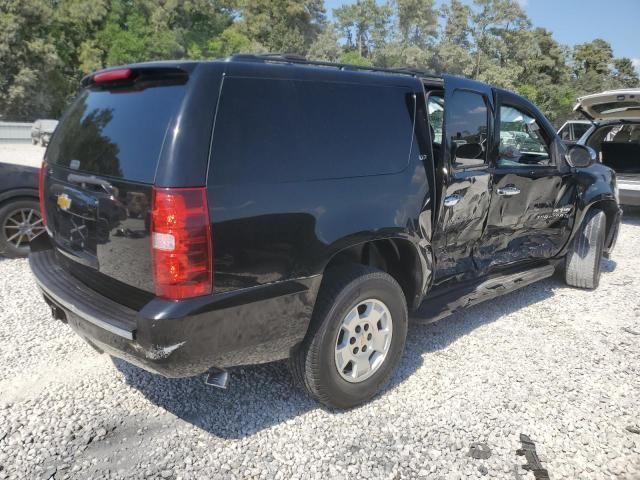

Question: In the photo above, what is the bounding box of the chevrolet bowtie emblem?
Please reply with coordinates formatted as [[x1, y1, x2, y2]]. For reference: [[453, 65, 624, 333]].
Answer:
[[57, 193, 72, 211]]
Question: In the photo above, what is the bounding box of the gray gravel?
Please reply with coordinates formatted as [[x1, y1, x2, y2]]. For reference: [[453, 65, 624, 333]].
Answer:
[[1, 211, 639, 480]]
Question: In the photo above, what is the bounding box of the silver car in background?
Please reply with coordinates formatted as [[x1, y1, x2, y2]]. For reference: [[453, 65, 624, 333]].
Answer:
[[30, 119, 58, 146]]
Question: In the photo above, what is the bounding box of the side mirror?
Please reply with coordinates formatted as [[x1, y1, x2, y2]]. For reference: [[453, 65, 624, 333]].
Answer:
[[566, 144, 597, 168]]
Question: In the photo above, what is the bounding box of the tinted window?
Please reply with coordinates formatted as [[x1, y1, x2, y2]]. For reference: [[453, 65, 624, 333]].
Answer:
[[210, 77, 415, 184], [498, 105, 551, 168], [573, 123, 590, 140], [47, 85, 186, 184], [448, 90, 488, 169]]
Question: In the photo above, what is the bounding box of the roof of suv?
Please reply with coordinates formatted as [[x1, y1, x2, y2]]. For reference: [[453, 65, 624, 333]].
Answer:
[[84, 54, 447, 87]]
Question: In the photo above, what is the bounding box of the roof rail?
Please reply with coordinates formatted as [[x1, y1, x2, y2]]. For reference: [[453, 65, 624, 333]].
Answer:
[[227, 53, 439, 80]]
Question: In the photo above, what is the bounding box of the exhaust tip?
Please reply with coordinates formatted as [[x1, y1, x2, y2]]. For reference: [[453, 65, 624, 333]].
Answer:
[[205, 369, 229, 389]]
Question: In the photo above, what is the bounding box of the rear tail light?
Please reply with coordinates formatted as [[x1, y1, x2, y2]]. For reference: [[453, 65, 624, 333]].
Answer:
[[151, 187, 212, 300], [38, 161, 47, 227]]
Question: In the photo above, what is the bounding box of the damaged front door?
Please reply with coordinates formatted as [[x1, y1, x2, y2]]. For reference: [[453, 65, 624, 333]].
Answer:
[[477, 91, 576, 269]]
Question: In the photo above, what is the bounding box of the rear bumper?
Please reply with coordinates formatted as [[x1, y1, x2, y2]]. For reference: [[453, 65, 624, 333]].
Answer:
[[29, 249, 320, 377]]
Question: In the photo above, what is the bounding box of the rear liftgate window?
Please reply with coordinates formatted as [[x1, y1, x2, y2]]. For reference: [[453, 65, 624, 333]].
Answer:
[[210, 77, 415, 184], [47, 83, 187, 184]]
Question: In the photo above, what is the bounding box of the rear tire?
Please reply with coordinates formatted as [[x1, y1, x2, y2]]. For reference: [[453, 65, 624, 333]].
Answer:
[[564, 209, 606, 289], [290, 265, 408, 409]]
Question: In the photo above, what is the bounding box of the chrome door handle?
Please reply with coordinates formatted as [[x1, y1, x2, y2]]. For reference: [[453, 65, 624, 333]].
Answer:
[[444, 194, 462, 207], [496, 186, 521, 197]]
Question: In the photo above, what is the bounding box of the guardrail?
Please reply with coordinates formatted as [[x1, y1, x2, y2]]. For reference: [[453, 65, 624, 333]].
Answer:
[[0, 122, 33, 144]]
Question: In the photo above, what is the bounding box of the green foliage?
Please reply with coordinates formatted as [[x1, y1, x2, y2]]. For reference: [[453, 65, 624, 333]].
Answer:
[[308, 24, 342, 62], [208, 27, 256, 59], [333, 0, 391, 59], [612, 57, 640, 89], [0, 0, 638, 123], [233, 0, 325, 54], [339, 50, 374, 66]]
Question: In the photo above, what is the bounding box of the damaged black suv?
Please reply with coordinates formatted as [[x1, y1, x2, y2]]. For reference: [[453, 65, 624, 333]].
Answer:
[[31, 55, 621, 408]]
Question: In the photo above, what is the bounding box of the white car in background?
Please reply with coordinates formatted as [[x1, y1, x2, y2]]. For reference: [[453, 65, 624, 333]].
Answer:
[[558, 119, 592, 144], [30, 119, 58, 146], [568, 89, 640, 206]]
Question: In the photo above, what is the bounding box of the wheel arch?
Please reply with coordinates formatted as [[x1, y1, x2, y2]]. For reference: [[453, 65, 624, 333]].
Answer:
[[0, 189, 39, 207], [321, 237, 429, 311], [584, 199, 620, 252]]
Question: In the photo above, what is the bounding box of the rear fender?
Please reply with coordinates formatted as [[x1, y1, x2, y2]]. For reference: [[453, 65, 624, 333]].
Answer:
[[0, 188, 39, 205], [321, 235, 433, 311]]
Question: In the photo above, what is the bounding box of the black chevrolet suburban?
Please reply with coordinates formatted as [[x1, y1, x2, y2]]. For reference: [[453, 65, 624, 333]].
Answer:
[[30, 55, 622, 408]]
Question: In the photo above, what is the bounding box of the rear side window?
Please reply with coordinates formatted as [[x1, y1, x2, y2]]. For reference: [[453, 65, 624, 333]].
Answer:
[[47, 85, 187, 184], [210, 77, 415, 184]]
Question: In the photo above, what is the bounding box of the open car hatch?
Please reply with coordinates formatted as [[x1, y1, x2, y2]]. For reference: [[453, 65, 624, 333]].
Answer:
[[574, 89, 640, 121]]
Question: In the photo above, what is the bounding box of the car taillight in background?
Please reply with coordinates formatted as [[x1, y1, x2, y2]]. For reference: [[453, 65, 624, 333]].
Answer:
[[38, 161, 47, 227], [151, 187, 212, 300]]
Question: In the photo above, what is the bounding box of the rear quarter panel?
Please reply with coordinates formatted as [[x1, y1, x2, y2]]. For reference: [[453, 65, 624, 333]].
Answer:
[[209, 166, 430, 293]]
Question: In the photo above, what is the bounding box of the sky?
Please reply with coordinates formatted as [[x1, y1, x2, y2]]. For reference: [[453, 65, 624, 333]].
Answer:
[[325, 0, 640, 73]]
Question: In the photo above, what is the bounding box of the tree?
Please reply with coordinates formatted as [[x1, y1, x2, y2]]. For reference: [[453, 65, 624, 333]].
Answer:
[[308, 24, 341, 62], [434, 0, 473, 75], [572, 39, 615, 94], [0, 0, 65, 121], [333, 0, 391, 60], [515, 28, 574, 122], [207, 26, 257, 59], [381, 0, 438, 68], [233, 0, 325, 55], [469, 0, 531, 88], [612, 58, 640, 89]]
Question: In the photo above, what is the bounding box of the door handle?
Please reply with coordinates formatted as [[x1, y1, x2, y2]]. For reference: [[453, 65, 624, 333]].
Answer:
[[444, 193, 462, 207], [496, 186, 521, 197]]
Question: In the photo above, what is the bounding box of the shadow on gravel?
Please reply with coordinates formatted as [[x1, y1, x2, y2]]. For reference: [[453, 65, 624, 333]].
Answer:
[[114, 356, 323, 439], [622, 206, 640, 225], [115, 275, 599, 439], [114, 213, 631, 440]]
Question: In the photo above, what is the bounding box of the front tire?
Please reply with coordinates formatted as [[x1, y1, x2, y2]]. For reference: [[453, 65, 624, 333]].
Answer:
[[565, 209, 606, 289], [290, 265, 408, 409]]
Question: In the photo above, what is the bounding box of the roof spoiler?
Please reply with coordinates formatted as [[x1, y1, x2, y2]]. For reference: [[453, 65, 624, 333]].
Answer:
[[81, 66, 189, 89]]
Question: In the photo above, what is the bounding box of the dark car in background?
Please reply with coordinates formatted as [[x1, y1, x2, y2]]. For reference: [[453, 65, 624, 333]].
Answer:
[[31, 119, 59, 147], [30, 56, 620, 408], [0, 162, 44, 258], [572, 89, 640, 206]]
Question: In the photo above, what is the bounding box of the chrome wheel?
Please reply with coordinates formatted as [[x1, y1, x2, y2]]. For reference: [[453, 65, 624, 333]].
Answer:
[[3, 207, 45, 249], [334, 298, 393, 383]]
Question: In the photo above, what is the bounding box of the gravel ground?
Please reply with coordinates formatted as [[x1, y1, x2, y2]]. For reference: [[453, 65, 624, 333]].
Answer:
[[0, 212, 639, 480], [0, 143, 44, 168]]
